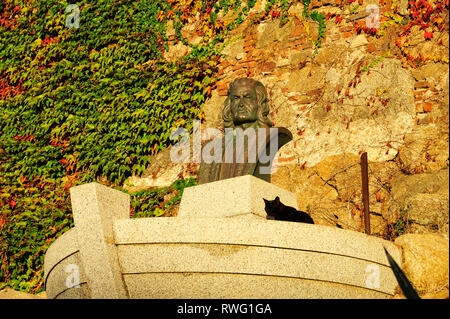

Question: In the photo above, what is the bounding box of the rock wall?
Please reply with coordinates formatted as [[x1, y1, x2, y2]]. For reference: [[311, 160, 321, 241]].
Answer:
[[202, 0, 449, 298], [199, 0, 449, 238]]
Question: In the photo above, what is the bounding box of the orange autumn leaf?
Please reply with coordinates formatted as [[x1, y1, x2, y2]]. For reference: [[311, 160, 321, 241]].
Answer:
[[8, 200, 16, 209], [376, 192, 382, 202], [157, 11, 165, 22], [424, 31, 433, 40], [166, 10, 175, 19]]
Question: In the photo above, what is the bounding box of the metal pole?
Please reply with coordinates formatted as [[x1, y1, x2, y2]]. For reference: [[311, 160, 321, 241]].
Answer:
[[360, 152, 370, 235]]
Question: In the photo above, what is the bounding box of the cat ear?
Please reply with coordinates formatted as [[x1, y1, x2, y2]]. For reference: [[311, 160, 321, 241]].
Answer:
[[275, 196, 280, 202], [263, 198, 268, 203]]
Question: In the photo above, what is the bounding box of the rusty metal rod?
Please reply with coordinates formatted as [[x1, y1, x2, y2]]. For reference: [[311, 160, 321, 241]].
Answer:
[[360, 152, 371, 235]]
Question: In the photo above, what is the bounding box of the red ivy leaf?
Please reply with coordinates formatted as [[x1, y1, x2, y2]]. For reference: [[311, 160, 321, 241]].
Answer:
[[157, 11, 165, 22], [376, 193, 382, 202], [166, 10, 175, 19], [8, 200, 16, 209], [424, 31, 433, 40]]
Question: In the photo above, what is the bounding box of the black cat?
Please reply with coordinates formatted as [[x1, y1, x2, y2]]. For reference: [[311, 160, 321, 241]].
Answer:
[[263, 196, 314, 224]]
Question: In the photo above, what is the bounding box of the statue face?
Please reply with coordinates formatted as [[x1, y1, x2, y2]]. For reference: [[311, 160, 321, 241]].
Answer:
[[229, 82, 259, 126]]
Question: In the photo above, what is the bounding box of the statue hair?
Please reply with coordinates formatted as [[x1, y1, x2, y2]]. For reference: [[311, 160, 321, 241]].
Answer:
[[222, 78, 273, 129]]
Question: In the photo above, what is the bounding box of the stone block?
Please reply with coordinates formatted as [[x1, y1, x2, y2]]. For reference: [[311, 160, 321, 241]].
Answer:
[[178, 175, 298, 218], [350, 34, 368, 48], [123, 273, 389, 299], [70, 182, 130, 299], [45, 252, 90, 299], [113, 217, 402, 298], [43, 182, 403, 299], [44, 228, 90, 299], [395, 234, 449, 295]]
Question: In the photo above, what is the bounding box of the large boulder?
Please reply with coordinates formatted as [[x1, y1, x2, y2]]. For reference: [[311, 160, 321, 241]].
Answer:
[[272, 153, 397, 235], [389, 169, 449, 234], [395, 233, 449, 298]]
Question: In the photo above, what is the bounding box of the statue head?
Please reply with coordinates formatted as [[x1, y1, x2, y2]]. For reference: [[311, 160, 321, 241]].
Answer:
[[222, 78, 273, 129]]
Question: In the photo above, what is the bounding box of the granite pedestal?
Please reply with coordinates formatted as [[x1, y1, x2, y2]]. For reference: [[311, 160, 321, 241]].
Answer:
[[44, 176, 402, 298]]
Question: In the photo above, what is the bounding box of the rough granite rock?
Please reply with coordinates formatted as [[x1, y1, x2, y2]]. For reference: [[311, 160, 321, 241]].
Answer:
[[389, 169, 449, 233], [395, 233, 449, 297]]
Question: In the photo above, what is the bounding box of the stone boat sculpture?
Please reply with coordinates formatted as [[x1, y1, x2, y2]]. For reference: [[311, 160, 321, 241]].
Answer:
[[44, 175, 402, 299]]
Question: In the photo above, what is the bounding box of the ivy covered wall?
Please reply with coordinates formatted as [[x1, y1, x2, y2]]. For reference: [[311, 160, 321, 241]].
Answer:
[[0, 0, 265, 293]]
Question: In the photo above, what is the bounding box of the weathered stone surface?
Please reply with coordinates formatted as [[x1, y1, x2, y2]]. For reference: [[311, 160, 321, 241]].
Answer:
[[164, 41, 191, 61], [405, 193, 449, 227], [271, 153, 422, 235], [324, 67, 343, 85], [221, 38, 245, 60], [312, 154, 383, 233], [398, 124, 449, 173], [290, 48, 315, 65], [405, 27, 448, 61], [389, 169, 449, 233], [442, 72, 449, 112], [390, 169, 449, 201], [348, 59, 415, 119], [350, 34, 368, 49], [271, 154, 361, 231], [70, 183, 130, 299], [395, 233, 449, 297], [114, 216, 402, 298], [271, 164, 338, 211], [288, 58, 416, 168], [411, 63, 449, 82], [286, 64, 327, 94], [287, 1, 305, 15], [314, 44, 347, 65], [256, 19, 295, 49], [178, 175, 298, 218]]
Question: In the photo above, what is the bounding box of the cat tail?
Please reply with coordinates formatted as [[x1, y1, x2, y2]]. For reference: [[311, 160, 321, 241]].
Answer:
[[383, 246, 420, 299]]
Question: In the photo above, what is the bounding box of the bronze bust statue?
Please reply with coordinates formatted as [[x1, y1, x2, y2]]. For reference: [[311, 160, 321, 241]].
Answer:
[[198, 78, 292, 184], [223, 78, 272, 130]]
